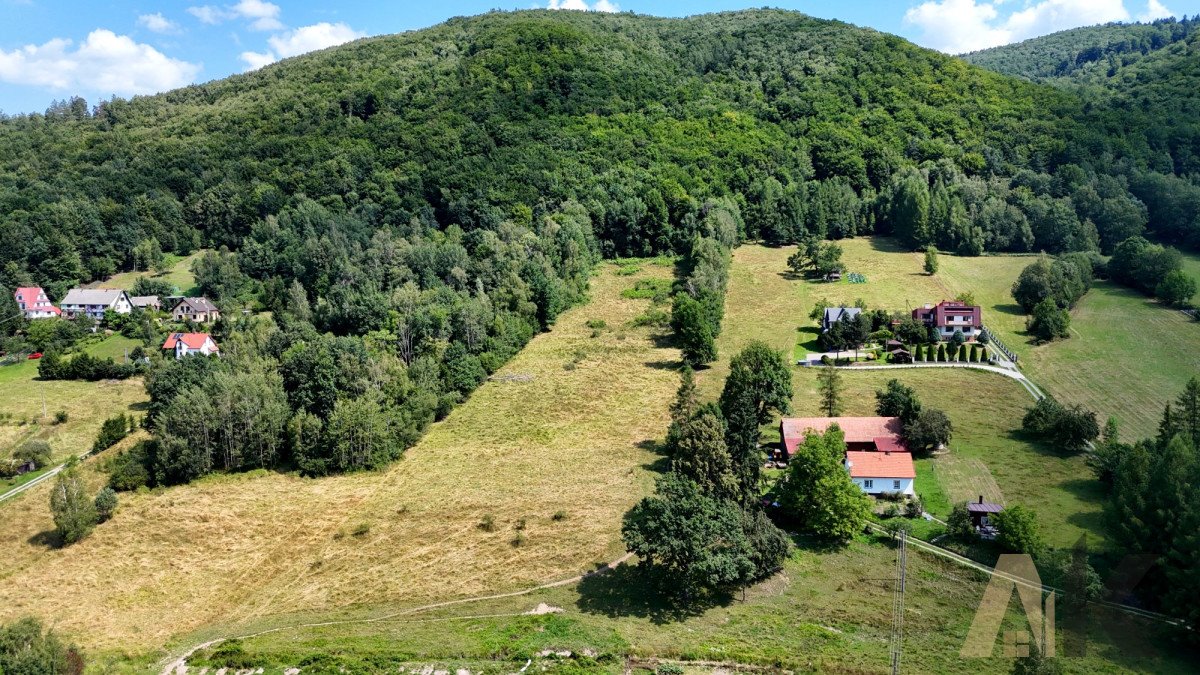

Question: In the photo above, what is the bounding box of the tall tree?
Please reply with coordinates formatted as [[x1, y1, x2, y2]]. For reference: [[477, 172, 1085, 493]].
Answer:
[[670, 404, 740, 502], [49, 462, 97, 545], [778, 429, 871, 541], [671, 293, 718, 367], [817, 365, 844, 416], [875, 379, 922, 424], [718, 341, 792, 426]]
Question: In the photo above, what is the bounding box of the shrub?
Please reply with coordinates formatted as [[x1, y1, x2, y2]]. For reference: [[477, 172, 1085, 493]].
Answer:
[[514, 517, 527, 531], [947, 502, 974, 540], [936, 343, 947, 362], [13, 439, 52, 469], [479, 514, 496, 532], [657, 665, 685, 675], [94, 487, 118, 523], [585, 319, 608, 330], [883, 503, 900, 518], [552, 510, 567, 521], [91, 414, 132, 454], [107, 444, 151, 491], [512, 531, 527, 547], [351, 522, 371, 537], [53, 410, 69, 424], [884, 519, 913, 540], [969, 344, 979, 362], [904, 496, 924, 518]]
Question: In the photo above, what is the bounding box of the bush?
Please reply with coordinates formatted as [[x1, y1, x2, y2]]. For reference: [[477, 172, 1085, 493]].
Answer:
[[883, 503, 900, 518], [936, 343, 947, 362], [0, 617, 82, 674], [969, 344, 979, 362], [947, 502, 974, 540], [479, 514, 496, 532], [91, 414, 132, 454], [351, 522, 371, 537], [512, 531, 527, 547], [53, 410, 69, 424], [94, 487, 118, 523], [13, 439, 52, 469], [552, 510, 567, 521], [904, 497, 924, 518], [107, 444, 151, 491]]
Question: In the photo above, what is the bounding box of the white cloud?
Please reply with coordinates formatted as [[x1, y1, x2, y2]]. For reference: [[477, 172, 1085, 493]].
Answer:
[[187, 5, 224, 25], [187, 1, 282, 30], [138, 12, 180, 34], [233, 0, 283, 31], [239, 50, 275, 70], [904, 0, 1135, 54], [0, 29, 200, 95], [547, 0, 618, 11], [1138, 0, 1174, 21], [239, 22, 365, 70]]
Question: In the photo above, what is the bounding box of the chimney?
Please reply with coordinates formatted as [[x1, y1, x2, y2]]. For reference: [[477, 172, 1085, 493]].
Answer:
[[978, 495, 984, 504]]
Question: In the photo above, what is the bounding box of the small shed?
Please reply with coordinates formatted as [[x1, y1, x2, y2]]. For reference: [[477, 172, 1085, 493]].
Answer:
[[825, 270, 842, 282], [967, 495, 1004, 528], [889, 348, 912, 364]]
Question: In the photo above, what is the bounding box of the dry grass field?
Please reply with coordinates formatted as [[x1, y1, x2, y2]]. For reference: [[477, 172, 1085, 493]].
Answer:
[[0, 356, 146, 467], [0, 261, 682, 656]]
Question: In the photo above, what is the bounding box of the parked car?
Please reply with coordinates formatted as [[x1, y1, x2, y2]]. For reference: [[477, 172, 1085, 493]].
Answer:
[[27, 352, 43, 360]]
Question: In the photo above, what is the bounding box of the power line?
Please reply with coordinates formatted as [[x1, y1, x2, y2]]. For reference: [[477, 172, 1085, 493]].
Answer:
[[890, 529, 908, 675]]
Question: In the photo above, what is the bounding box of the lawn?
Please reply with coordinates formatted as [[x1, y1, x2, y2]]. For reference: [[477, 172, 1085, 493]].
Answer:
[[704, 242, 1105, 548], [0, 260, 683, 655], [86, 250, 205, 296], [82, 334, 144, 362], [0, 353, 146, 468]]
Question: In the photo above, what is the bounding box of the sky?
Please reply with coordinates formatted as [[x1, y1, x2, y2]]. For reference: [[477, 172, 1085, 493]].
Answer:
[[0, 0, 1196, 114]]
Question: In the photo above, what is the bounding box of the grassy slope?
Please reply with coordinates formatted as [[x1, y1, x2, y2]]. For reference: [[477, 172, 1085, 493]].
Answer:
[[0, 352, 145, 469], [0, 261, 681, 655], [210, 534, 1191, 675], [85, 251, 203, 296], [703, 241, 1102, 547]]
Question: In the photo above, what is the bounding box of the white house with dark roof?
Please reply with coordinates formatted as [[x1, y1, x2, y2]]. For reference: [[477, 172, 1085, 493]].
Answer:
[[172, 297, 221, 323], [60, 288, 133, 320]]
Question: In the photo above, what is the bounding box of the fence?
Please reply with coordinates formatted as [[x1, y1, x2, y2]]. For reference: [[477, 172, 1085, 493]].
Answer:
[[981, 325, 1018, 364]]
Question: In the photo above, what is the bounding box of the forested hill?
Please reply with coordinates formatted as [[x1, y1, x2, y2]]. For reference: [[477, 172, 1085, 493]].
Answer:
[[962, 17, 1199, 82], [1, 7, 1198, 301]]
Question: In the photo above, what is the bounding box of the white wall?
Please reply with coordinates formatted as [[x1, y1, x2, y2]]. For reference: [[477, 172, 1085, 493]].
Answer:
[[852, 477, 915, 496]]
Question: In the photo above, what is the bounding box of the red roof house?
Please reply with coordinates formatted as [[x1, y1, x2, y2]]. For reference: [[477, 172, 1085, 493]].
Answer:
[[845, 450, 916, 495], [913, 301, 982, 341], [13, 287, 60, 319], [778, 416, 904, 458], [162, 332, 220, 359]]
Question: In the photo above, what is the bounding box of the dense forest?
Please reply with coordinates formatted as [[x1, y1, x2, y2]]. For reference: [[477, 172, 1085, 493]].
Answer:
[[4, 9, 1200, 481]]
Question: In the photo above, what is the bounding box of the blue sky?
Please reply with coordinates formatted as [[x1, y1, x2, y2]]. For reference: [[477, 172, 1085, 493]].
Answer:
[[0, 0, 1196, 114]]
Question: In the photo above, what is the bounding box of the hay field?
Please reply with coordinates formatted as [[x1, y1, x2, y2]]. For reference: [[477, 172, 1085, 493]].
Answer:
[[0, 356, 146, 466], [86, 251, 204, 296], [0, 261, 681, 655]]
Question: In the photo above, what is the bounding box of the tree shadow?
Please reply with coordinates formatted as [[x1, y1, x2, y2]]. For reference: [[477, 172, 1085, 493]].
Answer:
[[868, 237, 908, 254], [994, 303, 1026, 317], [27, 529, 61, 549], [575, 561, 732, 624], [1060, 478, 1105, 504], [643, 359, 681, 371], [641, 456, 671, 473], [797, 326, 822, 352]]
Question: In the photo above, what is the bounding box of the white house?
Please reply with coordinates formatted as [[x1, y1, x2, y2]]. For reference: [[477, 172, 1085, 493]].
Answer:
[[60, 288, 133, 320], [13, 287, 60, 319], [845, 450, 916, 496], [162, 332, 220, 359]]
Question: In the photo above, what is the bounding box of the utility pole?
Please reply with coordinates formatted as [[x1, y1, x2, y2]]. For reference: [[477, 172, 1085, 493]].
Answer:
[[890, 529, 908, 675]]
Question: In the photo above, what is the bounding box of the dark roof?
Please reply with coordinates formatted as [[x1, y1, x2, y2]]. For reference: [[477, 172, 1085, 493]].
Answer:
[[174, 297, 219, 313], [823, 307, 861, 324], [968, 502, 1004, 514]]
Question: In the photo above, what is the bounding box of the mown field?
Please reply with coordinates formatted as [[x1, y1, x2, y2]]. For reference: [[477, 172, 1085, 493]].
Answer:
[[0, 261, 683, 657], [85, 251, 204, 296], [0, 337, 146, 471]]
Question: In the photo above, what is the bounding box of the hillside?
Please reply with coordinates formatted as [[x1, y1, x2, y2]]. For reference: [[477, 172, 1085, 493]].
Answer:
[[0, 6, 1181, 289]]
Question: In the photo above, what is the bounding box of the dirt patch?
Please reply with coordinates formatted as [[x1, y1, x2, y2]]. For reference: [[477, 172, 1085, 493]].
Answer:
[[524, 603, 563, 615]]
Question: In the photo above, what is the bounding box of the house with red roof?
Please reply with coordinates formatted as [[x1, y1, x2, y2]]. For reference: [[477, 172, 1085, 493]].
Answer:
[[845, 450, 916, 496], [13, 287, 60, 319], [162, 332, 220, 359], [913, 300, 982, 341], [778, 416, 905, 460]]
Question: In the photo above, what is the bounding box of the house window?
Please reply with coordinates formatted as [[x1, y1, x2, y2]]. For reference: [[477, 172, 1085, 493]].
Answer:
[[893, 480, 901, 490], [863, 479, 874, 489]]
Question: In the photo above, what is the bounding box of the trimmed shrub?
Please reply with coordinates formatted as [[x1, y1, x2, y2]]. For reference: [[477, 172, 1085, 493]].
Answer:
[[936, 343, 947, 362], [957, 344, 968, 362], [969, 344, 980, 362], [94, 487, 118, 523]]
